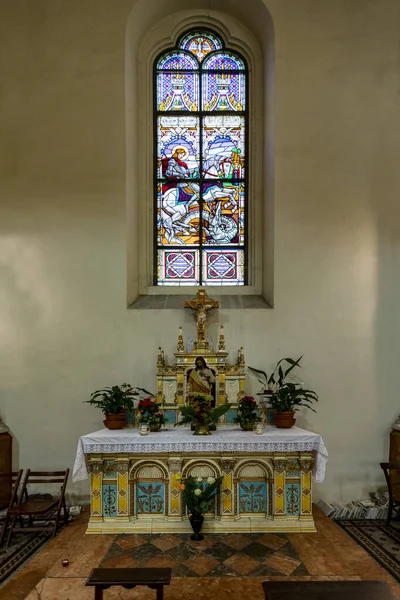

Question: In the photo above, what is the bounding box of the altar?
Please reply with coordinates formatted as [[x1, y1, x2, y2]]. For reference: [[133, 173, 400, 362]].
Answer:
[[74, 290, 328, 534], [72, 426, 328, 534]]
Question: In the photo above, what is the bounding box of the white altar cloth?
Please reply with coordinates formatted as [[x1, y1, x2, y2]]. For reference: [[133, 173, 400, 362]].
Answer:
[[72, 426, 328, 484]]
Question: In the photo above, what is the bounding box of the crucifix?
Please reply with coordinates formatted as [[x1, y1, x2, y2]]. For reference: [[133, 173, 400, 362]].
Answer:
[[184, 289, 219, 351]]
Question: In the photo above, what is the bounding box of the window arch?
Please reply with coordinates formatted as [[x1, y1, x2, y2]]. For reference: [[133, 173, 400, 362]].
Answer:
[[154, 29, 248, 287]]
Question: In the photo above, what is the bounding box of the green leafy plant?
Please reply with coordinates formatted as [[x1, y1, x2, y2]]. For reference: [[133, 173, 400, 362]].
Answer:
[[174, 392, 231, 427], [86, 384, 152, 415], [249, 356, 303, 391], [174, 473, 223, 515], [233, 396, 261, 426], [249, 356, 318, 414], [137, 398, 167, 428], [269, 382, 318, 413]]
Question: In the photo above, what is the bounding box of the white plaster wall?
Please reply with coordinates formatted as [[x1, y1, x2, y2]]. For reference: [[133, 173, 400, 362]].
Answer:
[[0, 0, 400, 504]]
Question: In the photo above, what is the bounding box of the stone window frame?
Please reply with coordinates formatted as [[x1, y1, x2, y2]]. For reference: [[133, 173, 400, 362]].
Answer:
[[126, 10, 274, 309]]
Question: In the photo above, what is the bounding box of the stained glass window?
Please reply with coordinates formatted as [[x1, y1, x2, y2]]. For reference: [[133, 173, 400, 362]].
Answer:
[[155, 29, 247, 286]]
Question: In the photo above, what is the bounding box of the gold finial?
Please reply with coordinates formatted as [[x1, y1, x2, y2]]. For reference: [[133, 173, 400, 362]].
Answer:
[[177, 326, 184, 353], [218, 325, 225, 351]]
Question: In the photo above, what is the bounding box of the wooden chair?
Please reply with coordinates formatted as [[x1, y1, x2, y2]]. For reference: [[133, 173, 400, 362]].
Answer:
[[380, 462, 400, 524], [5, 468, 70, 547], [0, 470, 24, 546]]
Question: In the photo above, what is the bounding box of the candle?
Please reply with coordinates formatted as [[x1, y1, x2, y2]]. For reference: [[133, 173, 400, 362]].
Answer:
[[179, 326, 183, 336], [220, 326, 224, 335]]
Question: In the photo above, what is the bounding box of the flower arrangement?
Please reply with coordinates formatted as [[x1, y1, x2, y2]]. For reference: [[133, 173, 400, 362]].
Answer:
[[174, 473, 223, 515], [174, 392, 231, 434], [137, 398, 167, 429], [233, 396, 261, 429]]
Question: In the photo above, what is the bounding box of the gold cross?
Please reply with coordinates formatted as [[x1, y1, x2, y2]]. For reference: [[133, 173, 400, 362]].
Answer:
[[184, 289, 219, 346]]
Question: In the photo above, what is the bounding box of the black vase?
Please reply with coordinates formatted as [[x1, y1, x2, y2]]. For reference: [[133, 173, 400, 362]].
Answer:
[[189, 512, 204, 541]]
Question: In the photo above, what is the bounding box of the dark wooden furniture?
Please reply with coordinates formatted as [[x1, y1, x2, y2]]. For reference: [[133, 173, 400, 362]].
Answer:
[[390, 430, 400, 502], [0, 432, 12, 509], [0, 470, 24, 546], [86, 568, 172, 600], [5, 468, 70, 547], [380, 462, 400, 524], [262, 580, 396, 600]]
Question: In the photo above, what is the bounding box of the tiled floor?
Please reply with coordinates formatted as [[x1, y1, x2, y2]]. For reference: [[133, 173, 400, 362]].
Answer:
[[0, 507, 399, 600]]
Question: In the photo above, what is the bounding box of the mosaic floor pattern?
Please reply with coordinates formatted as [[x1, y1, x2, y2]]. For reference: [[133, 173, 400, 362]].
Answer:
[[100, 532, 310, 578]]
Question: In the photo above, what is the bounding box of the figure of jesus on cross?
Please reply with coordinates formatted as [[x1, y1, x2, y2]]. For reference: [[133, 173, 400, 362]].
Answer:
[[184, 289, 219, 350]]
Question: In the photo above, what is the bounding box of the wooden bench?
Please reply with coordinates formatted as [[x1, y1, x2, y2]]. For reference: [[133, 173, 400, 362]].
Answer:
[[86, 568, 172, 599], [262, 580, 396, 600]]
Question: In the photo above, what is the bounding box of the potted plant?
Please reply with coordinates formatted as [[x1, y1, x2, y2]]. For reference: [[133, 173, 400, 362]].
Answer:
[[233, 396, 261, 431], [269, 382, 318, 428], [137, 398, 167, 432], [249, 356, 318, 428], [174, 473, 223, 540], [175, 393, 231, 435], [86, 383, 147, 430]]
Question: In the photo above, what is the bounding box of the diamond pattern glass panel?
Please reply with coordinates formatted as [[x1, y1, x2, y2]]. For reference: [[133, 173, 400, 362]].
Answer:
[[202, 72, 246, 111], [157, 51, 198, 70], [157, 72, 199, 112], [158, 249, 200, 285], [203, 52, 245, 71], [202, 249, 244, 285]]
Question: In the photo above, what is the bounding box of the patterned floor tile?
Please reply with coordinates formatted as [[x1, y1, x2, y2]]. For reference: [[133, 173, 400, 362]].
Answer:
[[150, 534, 182, 551], [224, 553, 260, 575], [242, 542, 274, 561], [265, 552, 301, 575], [224, 534, 254, 551], [115, 534, 147, 551], [143, 555, 180, 569], [184, 554, 220, 576], [167, 542, 201, 562], [100, 532, 310, 578], [205, 542, 237, 562], [256, 533, 288, 551]]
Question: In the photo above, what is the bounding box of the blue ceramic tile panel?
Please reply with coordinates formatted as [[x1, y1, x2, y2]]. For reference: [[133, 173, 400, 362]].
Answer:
[[136, 482, 165, 514], [285, 483, 301, 516], [239, 481, 267, 513], [103, 461, 117, 479], [226, 409, 238, 424], [164, 410, 176, 425], [102, 484, 117, 517]]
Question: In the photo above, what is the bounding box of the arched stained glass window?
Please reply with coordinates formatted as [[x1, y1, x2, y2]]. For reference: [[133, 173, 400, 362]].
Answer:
[[155, 29, 247, 286]]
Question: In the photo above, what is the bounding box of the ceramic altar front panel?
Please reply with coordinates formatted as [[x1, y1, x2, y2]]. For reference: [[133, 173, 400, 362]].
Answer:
[[85, 450, 315, 534]]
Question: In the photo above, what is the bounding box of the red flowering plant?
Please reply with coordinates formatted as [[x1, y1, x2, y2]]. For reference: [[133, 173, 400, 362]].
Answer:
[[137, 398, 167, 428], [233, 396, 261, 427]]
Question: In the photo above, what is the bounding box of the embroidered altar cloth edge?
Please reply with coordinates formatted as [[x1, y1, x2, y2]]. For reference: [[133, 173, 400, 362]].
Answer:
[[72, 426, 328, 484]]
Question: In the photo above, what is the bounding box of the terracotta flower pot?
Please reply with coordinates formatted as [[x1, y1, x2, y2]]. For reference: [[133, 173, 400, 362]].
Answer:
[[274, 411, 296, 429], [103, 413, 127, 430]]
